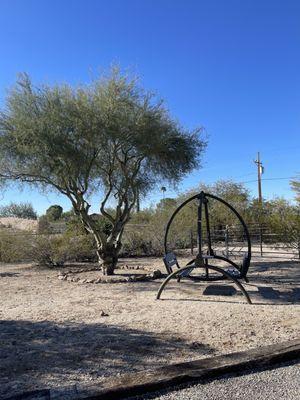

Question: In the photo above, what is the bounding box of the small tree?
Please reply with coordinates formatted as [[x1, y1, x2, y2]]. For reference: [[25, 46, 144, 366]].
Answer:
[[46, 205, 63, 221], [0, 202, 37, 220], [0, 70, 206, 274]]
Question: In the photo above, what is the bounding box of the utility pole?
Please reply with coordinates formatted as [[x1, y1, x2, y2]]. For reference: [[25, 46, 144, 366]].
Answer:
[[254, 152, 264, 256], [254, 152, 264, 205]]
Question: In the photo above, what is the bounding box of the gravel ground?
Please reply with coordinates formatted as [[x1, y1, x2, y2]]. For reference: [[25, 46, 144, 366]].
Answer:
[[0, 257, 299, 398], [133, 361, 300, 400]]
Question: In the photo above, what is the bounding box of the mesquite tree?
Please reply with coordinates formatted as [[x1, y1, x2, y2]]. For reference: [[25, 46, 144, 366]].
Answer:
[[0, 71, 206, 274]]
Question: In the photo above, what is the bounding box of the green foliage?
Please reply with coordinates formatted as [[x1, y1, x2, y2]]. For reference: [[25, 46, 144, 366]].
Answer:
[[46, 205, 63, 221], [0, 202, 37, 220], [0, 70, 205, 201], [263, 198, 300, 249], [156, 198, 177, 211], [291, 178, 300, 203], [61, 209, 76, 221]]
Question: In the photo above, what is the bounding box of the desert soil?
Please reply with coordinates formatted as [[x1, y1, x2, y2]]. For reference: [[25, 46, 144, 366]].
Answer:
[[0, 256, 299, 398]]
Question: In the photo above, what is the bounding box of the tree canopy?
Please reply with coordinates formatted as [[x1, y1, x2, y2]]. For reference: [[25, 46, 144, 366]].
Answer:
[[46, 205, 63, 221]]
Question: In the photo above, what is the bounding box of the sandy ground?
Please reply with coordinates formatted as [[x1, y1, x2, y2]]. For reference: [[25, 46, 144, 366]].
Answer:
[[0, 256, 299, 398]]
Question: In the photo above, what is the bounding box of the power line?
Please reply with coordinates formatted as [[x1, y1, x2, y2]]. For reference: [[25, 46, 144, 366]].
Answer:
[[240, 176, 297, 184]]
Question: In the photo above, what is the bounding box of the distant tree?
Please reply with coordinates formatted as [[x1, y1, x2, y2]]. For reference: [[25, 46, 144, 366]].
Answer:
[[198, 180, 251, 227], [291, 178, 300, 203], [46, 205, 63, 221], [0, 70, 206, 274], [0, 202, 37, 220], [156, 197, 177, 211], [266, 199, 300, 257]]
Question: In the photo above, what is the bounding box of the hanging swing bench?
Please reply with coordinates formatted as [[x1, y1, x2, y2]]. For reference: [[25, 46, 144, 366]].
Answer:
[[156, 191, 252, 304]]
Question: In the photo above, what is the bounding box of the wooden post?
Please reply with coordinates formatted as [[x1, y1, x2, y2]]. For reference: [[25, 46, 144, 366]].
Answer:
[[225, 225, 229, 258], [190, 229, 194, 255], [260, 225, 263, 257]]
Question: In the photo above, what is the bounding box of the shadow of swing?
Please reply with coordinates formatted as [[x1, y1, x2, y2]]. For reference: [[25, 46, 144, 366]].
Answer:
[[158, 280, 300, 305]]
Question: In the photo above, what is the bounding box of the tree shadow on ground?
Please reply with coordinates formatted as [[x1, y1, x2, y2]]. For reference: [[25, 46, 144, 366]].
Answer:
[[0, 319, 214, 398]]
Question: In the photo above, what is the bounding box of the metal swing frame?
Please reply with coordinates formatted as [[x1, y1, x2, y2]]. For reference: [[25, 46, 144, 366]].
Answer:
[[156, 191, 252, 304]]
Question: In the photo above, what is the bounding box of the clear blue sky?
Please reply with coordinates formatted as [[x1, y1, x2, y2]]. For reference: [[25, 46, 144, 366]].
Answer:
[[0, 0, 299, 214]]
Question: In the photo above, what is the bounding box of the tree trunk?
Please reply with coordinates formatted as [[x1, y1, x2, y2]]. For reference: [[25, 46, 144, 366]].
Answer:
[[97, 245, 119, 275], [77, 207, 124, 275]]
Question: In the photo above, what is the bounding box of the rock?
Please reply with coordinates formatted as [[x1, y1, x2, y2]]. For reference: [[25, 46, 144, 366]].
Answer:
[[151, 269, 162, 279], [100, 310, 109, 317]]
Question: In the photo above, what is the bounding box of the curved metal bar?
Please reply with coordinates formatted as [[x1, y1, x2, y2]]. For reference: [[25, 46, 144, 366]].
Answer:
[[163, 191, 251, 278], [183, 255, 245, 282], [204, 193, 251, 276], [156, 264, 252, 304], [186, 255, 240, 271], [211, 255, 242, 272]]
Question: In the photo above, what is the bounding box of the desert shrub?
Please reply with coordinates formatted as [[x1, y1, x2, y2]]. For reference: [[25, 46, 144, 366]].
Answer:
[[30, 232, 96, 267], [0, 230, 34, 262], [65, 234, 97, 262], [29, 235, 67, 267], [37, 215, 52, 234], [0, 202, 37, 220], [121, 225, 164, 256]]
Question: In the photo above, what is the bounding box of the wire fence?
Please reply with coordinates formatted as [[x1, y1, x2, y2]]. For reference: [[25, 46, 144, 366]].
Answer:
[[188, 224, 300, 260]]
